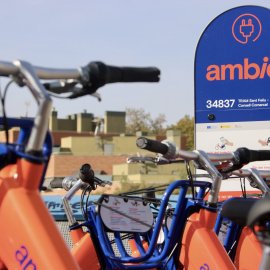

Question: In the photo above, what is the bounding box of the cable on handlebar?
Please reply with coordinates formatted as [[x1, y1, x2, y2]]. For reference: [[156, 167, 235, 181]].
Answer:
[[240, 177, 247, 198], [0, 80, 14, 145], [185, 160, 195, 199], [80, 185, 92, 220]]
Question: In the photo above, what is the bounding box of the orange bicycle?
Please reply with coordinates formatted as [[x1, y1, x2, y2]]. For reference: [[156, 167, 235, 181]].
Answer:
[[221, 184, 270, 270], [57, 137, 270, 269], [0, 60, 160, 269]]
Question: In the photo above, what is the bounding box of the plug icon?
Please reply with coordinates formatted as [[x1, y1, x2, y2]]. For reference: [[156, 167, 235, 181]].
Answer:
[[232, 14, 261, 44], [240, 19, 254, 43]]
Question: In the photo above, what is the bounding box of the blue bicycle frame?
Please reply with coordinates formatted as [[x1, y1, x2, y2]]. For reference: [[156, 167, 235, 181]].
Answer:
[[71, 180, 212, 269], [0, 117, 52, 188]]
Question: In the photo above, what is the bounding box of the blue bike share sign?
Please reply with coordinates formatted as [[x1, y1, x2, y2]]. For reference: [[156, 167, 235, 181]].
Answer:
[[195, 6, 270, 196]]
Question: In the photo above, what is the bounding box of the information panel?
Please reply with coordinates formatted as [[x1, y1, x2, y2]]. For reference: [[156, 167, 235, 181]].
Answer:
[[195, 6, 270, 197]]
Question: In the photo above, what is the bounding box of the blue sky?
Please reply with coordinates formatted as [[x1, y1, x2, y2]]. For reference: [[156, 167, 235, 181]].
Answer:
[[1, 0, 270, 126]]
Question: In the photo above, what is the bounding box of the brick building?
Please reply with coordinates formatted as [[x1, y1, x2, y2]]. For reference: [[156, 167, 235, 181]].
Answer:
[[0, 110, 187, 188]]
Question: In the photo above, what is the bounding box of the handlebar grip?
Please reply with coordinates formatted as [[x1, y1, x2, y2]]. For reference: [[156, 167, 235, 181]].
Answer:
[[106, 65, 160, 83], [136, 137, 168, 155], [79, 163, 96, 190], [50, 179, 63, 188], [86, 61, 160, 86], [70, 61, 160, 99], [236, 147, 270, 164]]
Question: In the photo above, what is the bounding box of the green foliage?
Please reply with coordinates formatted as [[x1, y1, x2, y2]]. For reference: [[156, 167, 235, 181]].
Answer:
[[169, 115, 194, 151], [125, 109, 194, 150], [114, 175, 146, 194], [125, 108, 166, 135]]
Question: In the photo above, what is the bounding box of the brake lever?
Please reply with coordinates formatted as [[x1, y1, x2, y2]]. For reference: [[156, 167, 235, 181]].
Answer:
[[66, 88, 101, 101], [43, 80, 102, 101], [94, 177, 112, 187], [156, 156, 171, 165], [89, 92, 101, 101], [68, 85, 98, 99], [126, 156, 182, 165], [43, 79, 78, 94], [126, 157, 158, 164]]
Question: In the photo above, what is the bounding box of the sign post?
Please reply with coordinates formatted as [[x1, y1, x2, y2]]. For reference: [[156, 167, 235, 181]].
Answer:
[[195, 5, 270, 198]]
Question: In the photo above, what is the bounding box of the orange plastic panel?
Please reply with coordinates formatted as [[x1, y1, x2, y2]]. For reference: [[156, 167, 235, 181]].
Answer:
[[71, 231, 101, 270], [0, 159, 80, 269], [179, 209, 236, 270], [234, 227, 262, 269], [127, 239, 156, 269], [128, 239, 149, 257]]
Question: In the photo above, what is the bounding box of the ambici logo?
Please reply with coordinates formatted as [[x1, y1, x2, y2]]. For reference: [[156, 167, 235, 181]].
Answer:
[[206, 57, 270, 81], [232, 13, 261, 44], [205, 13, 266, 82]]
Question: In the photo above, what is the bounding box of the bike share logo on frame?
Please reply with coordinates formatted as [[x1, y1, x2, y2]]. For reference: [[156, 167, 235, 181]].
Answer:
[[206, 13, 269, 82], [200, 263, 209, 270], [15, 245, 37, 270]]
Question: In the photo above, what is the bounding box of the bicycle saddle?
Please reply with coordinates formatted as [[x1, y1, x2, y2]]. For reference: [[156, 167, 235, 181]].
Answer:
[[247, 196, 270, 227], [220, 197, 258, 226]]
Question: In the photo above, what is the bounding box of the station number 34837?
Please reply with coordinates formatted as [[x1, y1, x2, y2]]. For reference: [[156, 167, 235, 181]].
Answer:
[[206, 99, 235, 108]]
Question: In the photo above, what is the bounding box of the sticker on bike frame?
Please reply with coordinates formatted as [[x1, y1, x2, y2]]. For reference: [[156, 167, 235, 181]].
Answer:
[[15, 245, 37, 270], [98, 196, 153, 233], [200, 264, 210, 270]]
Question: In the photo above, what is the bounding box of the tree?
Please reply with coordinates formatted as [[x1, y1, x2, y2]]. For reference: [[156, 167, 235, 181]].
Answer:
[[169, 115, 194, 151], [125, 108, 166, 135], [149, 113, 166, 135]]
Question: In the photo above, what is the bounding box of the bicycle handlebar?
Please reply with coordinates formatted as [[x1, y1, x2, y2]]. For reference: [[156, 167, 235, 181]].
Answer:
[[136, 137, 270, 166], [136, 137, 231, 161], [0, 60, 160, 100], [135, 138, 270, 206], [0, 60, 160, 83], [0, 61, 80, 79], [233, 168, 270, 178], [50, 163, 113, 192], [0, 60, 160, 155]]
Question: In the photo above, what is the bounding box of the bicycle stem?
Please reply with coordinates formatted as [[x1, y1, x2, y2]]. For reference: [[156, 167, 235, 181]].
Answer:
[[13, 60, 52, 155], [62, 179, 89, 226], [194, 150, 223, 206], [247, 168, 270, 196]]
